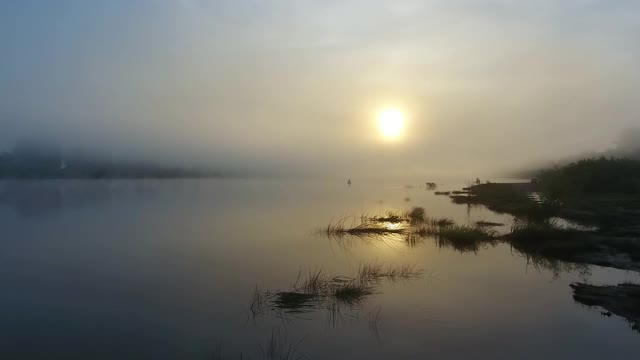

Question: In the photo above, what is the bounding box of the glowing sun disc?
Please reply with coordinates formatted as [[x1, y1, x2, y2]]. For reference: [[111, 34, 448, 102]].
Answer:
[[378, 108, 405, 138]]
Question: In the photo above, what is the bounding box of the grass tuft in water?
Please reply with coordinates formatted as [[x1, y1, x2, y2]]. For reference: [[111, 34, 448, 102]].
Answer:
[[407, 206, 426, 224], [323, 218, 405, 237], [415, 223, 498, 253], [249, 263, 423, 318], [371, 211, 405, 223]]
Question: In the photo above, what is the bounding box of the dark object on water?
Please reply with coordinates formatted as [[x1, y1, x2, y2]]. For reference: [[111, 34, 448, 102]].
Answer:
[[434, 191, 451, 195], [425, 182, 437, 190], [347, 179, 352, 186]]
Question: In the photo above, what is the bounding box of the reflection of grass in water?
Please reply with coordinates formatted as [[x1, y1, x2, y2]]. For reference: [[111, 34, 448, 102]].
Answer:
[[418, 223, 497, 241], [475, 220, 504, 227], [214, 326, 305, 360], [260, 327, 306, 360], [334, 284, 374, 306], [428, 217, 455, 227], [272, 292, 321, 313], [368, 306, 383, 345], [522, 252, 591, 280]]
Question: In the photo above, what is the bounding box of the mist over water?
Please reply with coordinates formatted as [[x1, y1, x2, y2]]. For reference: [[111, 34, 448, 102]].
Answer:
[[2, 2, 640, 358], [2, 1, 640, 179], [2, 179, 639, 359]]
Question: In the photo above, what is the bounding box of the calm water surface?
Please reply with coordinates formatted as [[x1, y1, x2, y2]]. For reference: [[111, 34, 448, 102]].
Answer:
[[1, 179, 638, 359]]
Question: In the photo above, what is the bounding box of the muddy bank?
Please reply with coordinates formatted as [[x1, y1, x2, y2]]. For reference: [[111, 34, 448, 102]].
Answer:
[[570, 283, 640, 332], [450, 182, 640, 272]]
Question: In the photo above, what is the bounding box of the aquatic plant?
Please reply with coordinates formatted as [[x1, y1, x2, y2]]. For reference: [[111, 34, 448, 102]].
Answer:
[[323, 218, 405, 238], [249, 263, 423, 319], [416, 223, 498, 253], [371, 211, 405, 223], [407, 206, 426, 224]]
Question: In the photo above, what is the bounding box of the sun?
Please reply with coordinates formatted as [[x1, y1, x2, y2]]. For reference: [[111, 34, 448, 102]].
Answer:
[[378, 108, 405, 139]]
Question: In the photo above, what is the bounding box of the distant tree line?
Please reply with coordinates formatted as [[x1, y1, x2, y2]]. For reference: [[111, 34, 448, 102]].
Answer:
[[538, 157, 640, 200], [0, 141, 227, 179]]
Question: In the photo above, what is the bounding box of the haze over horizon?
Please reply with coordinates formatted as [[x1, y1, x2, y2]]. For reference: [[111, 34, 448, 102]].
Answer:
[[2, 0, 640, 179]]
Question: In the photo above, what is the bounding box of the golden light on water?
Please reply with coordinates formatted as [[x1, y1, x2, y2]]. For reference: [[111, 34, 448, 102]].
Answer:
[[378, 108, 405, 139]]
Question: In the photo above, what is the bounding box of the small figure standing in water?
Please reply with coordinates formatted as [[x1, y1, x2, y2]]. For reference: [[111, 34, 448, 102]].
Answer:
[[347, 178, 352, 186]]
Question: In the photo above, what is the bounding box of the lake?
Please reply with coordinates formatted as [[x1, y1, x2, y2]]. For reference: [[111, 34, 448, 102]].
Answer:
[[1, 179, 638, 359]]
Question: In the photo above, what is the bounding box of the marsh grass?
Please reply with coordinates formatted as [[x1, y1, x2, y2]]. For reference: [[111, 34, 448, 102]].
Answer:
[[415, 223, 499, 253], [450, 183, 558, 222], [357, 262, 423, 283], [371, 211, 405, 223], [509, 219, 584, 244], [407, 206, 426, 224], [507, 218, 601, 259], [249, 263, 423, 319], [333, 284, 374, 306], [434, 191, 451, 195], [323, 217, 405, 238]]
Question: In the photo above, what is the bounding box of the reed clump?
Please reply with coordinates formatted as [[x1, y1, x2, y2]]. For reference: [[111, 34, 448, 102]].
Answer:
[[250, 263, 423, 316], [407, 206, 426, 224], [323, 218, 405, 237]]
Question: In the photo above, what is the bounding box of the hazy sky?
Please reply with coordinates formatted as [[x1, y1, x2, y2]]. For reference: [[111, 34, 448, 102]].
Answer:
[[1, 0, 639, 178]]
